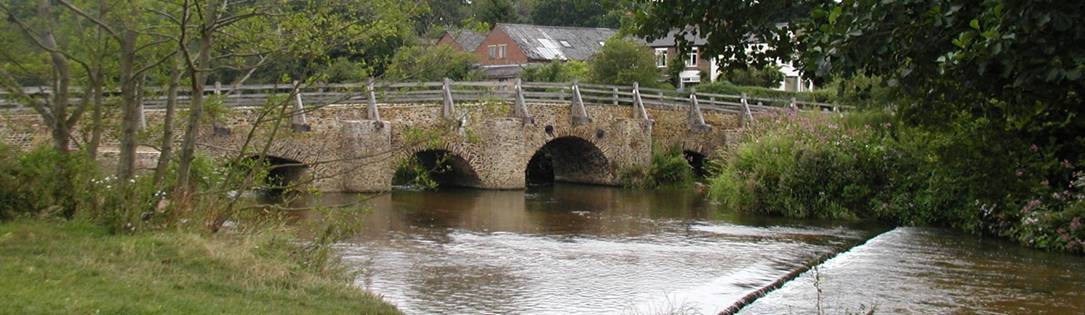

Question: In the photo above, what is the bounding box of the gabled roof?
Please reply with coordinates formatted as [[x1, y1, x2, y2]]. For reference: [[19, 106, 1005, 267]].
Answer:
[[495, 23, 617, 61], [445, 29, 486, 52]]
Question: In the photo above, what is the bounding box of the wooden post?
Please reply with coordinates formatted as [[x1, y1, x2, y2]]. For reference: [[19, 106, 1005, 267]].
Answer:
[[366, 79, 380, 121], [790, 97, 798, 110], [442, 77, 454, 120], [214, 81, 222, 95], [612, 87, 619, 105]]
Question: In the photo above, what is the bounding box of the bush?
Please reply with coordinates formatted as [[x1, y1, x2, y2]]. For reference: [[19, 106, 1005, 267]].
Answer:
[[0, 146, 99, 221], [708, 110, 1085, 253], [521, 60, 589, 82], [696, 81, 836, 106], [719, 64, 785, 88], [383, 45, 482, 81], [622, 145, 693, 189]]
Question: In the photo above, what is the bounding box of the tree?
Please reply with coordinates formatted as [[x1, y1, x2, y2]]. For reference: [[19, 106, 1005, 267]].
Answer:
[[588, 37, 662, 87], [531, 0, 622, 28], [633, 0, 1085, 153], [470, 0, 517, 25], [383, 45, 481, 81]]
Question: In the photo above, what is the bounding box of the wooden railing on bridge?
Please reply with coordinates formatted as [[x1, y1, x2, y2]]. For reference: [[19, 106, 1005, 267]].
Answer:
[[0, 80, 848, 115]]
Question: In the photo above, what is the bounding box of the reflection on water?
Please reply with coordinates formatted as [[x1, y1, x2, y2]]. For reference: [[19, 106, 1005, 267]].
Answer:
[[302, 185, 874, 314], [741, 227, 1085, 314]]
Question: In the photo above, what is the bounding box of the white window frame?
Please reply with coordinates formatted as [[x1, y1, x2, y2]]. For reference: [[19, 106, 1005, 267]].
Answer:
[[686, 47, 698, 67], [487, 45, 496, 59], [655, 48, 668, 68], [498, 44, 507, 59]]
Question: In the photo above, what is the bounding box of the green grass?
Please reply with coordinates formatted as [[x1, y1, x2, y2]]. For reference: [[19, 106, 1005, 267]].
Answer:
[[0, 220, 400, 315]]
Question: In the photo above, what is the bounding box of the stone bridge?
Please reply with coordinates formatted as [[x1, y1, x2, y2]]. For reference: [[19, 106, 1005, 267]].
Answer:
[[0, 80, 795, 192]]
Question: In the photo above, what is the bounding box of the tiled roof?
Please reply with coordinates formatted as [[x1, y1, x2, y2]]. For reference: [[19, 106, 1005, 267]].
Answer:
[[646, 29, 710, 47], [496, 23, 618, 61], [447, 29, 486, 52]]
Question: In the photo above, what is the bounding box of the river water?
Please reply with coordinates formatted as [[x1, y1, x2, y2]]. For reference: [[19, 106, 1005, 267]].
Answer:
[[295, 184, 1085, 314]]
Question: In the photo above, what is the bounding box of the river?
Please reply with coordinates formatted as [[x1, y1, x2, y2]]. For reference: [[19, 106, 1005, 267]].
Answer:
[[291, 184, 1085, 314]]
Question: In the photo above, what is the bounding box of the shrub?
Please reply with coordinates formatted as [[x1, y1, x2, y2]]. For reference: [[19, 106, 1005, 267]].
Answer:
[[719, 64, 785, 88], [622, 145, 693, 189], [383, 45, 482, 81], [0, 146, 99, 221], [521, 60, 589, 82]]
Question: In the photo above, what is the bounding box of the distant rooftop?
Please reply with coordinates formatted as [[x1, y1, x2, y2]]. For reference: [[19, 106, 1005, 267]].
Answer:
[[446, 29, 486, 52], [495, 23, 618, 61]]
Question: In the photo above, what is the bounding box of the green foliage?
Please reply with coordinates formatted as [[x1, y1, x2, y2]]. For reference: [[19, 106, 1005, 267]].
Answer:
[[720, 64, 785, 88], [708, 112, 1085, 253], [530, 0, 626, 28], [588, 37, 663, 87], [470, 0, 519, 25], [521, 60, 589, 82], [383, 45, 482, 81], [696, 81, 835, 106], [622, 145, 694, 189], [0, 146, 98, 221]]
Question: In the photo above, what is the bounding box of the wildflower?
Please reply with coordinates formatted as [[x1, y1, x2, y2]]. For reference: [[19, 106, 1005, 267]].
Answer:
[[1021, 199, 1041, 213], [1071, 217, 1081, 231], [1029, 144, 1039, 152]]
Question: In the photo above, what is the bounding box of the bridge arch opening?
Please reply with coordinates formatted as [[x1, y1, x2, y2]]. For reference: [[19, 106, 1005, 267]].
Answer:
[[238, 155, 308, 196], [683, 150, 708, 178], [394, 149, 481, 189], [526, 136, 610, 185]]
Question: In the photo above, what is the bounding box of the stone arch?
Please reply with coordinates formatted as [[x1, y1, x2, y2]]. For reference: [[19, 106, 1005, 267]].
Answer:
[[682, 150, 709, 178], [238, 155, 309, 196], [395, 145, 483, 188], [524, 136, 612, 185]]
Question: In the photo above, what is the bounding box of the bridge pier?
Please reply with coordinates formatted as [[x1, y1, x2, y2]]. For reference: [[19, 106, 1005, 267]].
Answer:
[[339, 120, 393, 192]]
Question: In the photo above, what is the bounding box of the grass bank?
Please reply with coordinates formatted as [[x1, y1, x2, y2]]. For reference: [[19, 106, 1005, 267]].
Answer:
[[0, 220, 400, 314]]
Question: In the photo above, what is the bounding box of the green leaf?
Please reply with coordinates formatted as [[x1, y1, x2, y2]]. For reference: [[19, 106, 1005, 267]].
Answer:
[[969, 19, 980, 30]]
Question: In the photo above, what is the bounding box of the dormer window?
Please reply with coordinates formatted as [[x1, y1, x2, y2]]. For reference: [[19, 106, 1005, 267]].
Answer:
[[559, 40, 572, 48]]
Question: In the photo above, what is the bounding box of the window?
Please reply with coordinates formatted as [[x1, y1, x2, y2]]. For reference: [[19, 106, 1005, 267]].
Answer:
[[488, 44, 507, 60], [559, 40, 572, 48], [686, 47, 698, 67], [655, 48, 668, 68]]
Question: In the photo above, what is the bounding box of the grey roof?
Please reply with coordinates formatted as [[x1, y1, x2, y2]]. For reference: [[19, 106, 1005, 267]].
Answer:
[[646, 29, 710, 47], [496, 23, 617, 62], [447, 29, 486, 52]]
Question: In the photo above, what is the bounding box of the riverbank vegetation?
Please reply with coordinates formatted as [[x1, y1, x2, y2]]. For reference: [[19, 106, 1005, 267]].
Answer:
[[621, 145, 695, 189], [707, 110, 1084, 253], [0, 144, 400, 313]]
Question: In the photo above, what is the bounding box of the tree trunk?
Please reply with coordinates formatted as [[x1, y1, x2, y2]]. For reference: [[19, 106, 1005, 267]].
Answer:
[[173, 30, 213, 205], [116, 18, 140, 180], [154, 62, 183, 186]]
